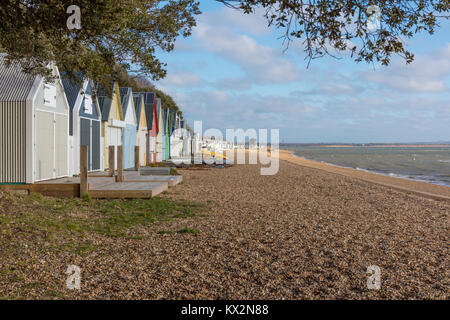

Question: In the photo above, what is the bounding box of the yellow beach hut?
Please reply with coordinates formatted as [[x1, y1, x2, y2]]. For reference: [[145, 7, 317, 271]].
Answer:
[[97, 82, 124, 170]]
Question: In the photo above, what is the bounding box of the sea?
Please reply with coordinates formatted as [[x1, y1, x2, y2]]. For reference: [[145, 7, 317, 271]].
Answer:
[[282, 145, 450, 187]]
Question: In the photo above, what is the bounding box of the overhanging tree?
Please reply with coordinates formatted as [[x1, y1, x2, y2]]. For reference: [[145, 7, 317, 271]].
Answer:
[[217, 0, 449, 66], [0, 0, 200, 87], [0, 0, 449, 86]]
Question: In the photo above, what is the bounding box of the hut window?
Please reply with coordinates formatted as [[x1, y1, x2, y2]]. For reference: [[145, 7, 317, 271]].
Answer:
[[43, 84, 56, 107], [84, 94, 93, 114]]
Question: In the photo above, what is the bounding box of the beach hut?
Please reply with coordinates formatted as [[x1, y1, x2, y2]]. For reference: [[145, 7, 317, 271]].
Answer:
[[132, 93, 147, 166], [98, 82, 124, 170], [135, 92, 158, 164], [119, 87, 137, 169], [62, 76, 102, 174], [170, 111, 183, 158], [145, 92, 159, 164], [155, 98, 164, 162], [162, 107, 170, 161], [0, 55, 70, 183], [165, 108, 171, 160], [180, 120, 191, 157]]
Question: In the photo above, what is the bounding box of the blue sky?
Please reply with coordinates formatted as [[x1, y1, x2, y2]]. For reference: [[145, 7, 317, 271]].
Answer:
[[155, 1, 450, 143]]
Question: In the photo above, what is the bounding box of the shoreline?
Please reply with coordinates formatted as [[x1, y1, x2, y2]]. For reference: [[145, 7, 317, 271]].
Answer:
[[288, 151, 450, 187], [277, 149, 450, 202]]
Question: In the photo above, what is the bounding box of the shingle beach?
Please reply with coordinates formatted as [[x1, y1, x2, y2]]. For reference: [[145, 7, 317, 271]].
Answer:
[[1, 151, 448, 299]]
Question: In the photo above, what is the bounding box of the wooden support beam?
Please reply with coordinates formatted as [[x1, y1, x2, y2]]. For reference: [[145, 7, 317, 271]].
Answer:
[[80, 145, 88, 197], [135, 146, 140, 171], [108, 146, 115, 176], [117, 145, 124, 182]]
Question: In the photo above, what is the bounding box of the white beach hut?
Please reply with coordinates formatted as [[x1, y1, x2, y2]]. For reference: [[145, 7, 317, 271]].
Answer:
[[0, 54, 70, 183]]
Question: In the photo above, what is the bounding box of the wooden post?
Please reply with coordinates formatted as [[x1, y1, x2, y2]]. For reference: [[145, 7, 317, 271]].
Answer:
[[80, 145, 88, 197], [134, 146, 140, 171], [117, 145, 123, 182], [108, 146, 115, 176]]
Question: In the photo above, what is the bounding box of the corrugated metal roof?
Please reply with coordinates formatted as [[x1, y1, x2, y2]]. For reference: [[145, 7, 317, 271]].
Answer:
[[119, 87, 132, 117], [171, 109, 176, 134], [135, 92, 155, 131], [156, 98, 162, 125], [119, 87, 129, 96], [132, 93, 144, 126], [97, 82, 115, 121], [98, 96, 112, 121], [144, 103, 154, 131], [0, 54, 36, 101], [61, 75, 81, 111], [143, 92, 155, 104]]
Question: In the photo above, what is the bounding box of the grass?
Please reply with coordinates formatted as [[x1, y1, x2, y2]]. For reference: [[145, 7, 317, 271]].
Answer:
[[0, 191, 204, 299], [148, 162, 169, 167], [0, 191, 204, 250], [177, 227, 199, 234], [146, 162, 179, 175], [158, 227, 200, 235]]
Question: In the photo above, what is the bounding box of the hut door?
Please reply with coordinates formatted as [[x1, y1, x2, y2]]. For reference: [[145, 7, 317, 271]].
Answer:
[[80, 118, 91, 171], [91, 121, 100, 171], [35, 111, 55, 181], [55, 114, 68, 177]]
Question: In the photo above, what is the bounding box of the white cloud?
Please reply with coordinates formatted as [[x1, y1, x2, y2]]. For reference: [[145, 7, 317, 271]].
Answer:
[[201, 7, 270, 36], [154, 6, 450, 142], [158, 71, 202, 87], [362, 43, 450, 93], [193, 22, 300, 84]]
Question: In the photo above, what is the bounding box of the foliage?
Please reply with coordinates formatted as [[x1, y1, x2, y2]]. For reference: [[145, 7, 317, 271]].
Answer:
[[113, 65, 181, 113], [217, 0, 449, 65], [0, 0, 200, 86]]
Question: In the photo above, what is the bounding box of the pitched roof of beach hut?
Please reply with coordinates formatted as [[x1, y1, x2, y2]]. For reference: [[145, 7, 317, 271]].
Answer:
[[134, 92, 155, 130], [171, 109, 176, 134], [132, 93, 147, 129], [119, 87, 137, 125], [97, 82, 123, 121], [156, 98, 163, 131], [0, 54, 37, 101], [61, 75, 83, 136], [119, 87, 131, 114], [61, 77, 79, 110]]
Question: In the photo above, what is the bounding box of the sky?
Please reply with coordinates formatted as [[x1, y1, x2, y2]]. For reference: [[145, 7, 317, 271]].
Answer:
[[154, 1, 450, 143]]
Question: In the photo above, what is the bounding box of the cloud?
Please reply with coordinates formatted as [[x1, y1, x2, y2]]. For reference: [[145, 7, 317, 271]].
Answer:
[[193, 21, 300, 85], [362, 43, 450, 93], [154, 5, 450, 142], [201, 7, 270, 36], [158, 71, 202, 88], [215, 77, 252, 90]]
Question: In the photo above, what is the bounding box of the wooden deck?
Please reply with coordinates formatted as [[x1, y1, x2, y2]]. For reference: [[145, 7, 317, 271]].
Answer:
[[122, 172, 182, 187], [88, 181, 168, 199], [2, 172, 172, 198], [88, 170, 182, 187]]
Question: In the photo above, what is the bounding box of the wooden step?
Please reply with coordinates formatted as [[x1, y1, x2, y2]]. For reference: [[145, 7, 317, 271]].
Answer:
[[89, 182, 168, 198], [139, 167, 171, 176]]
